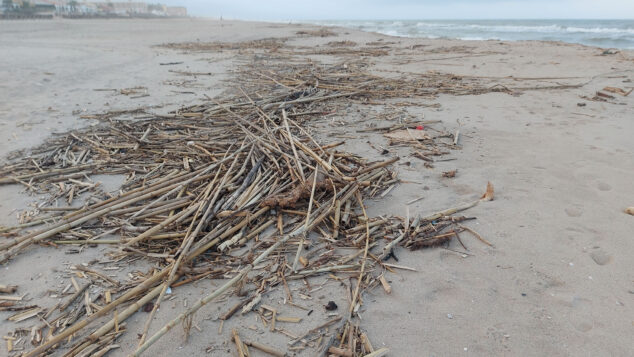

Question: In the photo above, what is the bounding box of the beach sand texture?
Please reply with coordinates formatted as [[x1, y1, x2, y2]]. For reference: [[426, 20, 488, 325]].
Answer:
[[1, 19, 633, 356]]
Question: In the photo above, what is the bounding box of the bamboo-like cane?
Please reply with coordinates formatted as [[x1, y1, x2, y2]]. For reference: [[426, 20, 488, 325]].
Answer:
[[7, 52, 478, 357], [291, 166, 319, 272], [282, 109, 305, 182], [132, 183, 359, 356], [137, 149, 239, 345], [24, 267, 170, 357], [0, 168, 227, 262]]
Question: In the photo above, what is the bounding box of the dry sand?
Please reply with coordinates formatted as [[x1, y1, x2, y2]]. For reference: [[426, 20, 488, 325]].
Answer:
[[1, 18, 633, 356]]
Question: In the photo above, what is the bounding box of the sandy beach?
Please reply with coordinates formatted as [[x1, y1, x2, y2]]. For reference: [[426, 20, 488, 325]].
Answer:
[[1, 18, 633, 356]]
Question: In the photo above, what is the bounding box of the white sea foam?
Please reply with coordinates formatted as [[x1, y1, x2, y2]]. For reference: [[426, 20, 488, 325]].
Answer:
[[411, 23, 634, 35], [459, 36, 488, 41], [563, 26, 634, 34], [310, 19, 634, 49]]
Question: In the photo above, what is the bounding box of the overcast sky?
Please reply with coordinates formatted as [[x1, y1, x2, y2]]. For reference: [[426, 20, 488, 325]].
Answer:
[[162, 0, 634, 20]]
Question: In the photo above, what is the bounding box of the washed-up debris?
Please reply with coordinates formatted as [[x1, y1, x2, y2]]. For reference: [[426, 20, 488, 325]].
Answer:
[[600, 49, 619, 55], [160, 38, 288, 52], [7, 307, 42, 322], [602, 86, 632, 96], [324, 301, 338, 311], [327, 40, 357, 47], [625, 207, 634, 215], [597, 91, 615, 99], [481, 181, 495, 201], [0, 94, 403, 356], [296, 28, 337, 37], [0, 285, 17, 294], [119, 86, 148, 96], [0, 36, 497, 357], [442, 169, 457, 178], [582, 86, 632, 103], [384, 129, 431, 142]]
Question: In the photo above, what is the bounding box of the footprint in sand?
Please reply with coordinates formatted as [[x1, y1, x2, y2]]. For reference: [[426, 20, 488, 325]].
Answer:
[[575, 321, 594, 332], [589, 249, 612, 266], [565, 207, 583, 217], [596, 182, 612, 191]]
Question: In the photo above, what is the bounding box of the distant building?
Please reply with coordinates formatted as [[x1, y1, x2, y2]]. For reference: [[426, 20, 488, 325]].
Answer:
[[1, 0, 56, 15], [2, 0, 187, 17], [165, 6, 185, 17], [148, 3, 166, 15], [92, 1, 147, 15], [32, 1, 56, 15]]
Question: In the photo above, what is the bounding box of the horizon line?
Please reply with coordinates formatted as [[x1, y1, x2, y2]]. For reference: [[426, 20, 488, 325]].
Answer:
[[193, 16, 634, 21]]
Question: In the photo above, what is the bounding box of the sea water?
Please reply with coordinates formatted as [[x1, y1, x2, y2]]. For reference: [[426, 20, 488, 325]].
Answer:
[[311, 19, 634, 49]]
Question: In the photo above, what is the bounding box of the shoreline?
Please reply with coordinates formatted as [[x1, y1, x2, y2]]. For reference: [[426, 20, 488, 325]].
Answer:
[[1, 18, 633, 356], [2, 16, 633, 51], [304, 18, 634, 50]]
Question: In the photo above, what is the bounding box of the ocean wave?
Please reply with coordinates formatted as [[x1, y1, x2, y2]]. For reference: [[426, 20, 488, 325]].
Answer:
[[380, 30, 401, 37], [564, 26, 634, 34], [310, 20, 634, 49], [459, 36, 488, 41], [413, 22, 634, 35], [584, 36, 634, 44], [415, 23, 562, 33]]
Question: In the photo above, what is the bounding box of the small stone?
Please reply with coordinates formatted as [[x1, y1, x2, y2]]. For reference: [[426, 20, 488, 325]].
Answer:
[[324, 301, 338, 311]]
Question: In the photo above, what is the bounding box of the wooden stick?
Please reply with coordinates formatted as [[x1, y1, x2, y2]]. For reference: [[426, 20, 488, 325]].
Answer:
[[290, 316, 342, 346], [355, 157, 399, 176], [328, 346, 353, 357], [282, 109, 305, 182], [0, 285, 17, 294], [124, 202, 201, 247], [292, 138, 333, 172], [458, 224, 493, 247], [379, 275, 392, 294], [360, 332, 374, 353], [286, 264, 358, 280], [292, 166, 319, 272], [59, 283, 90, 311], [333, 199, 341, 239], [364, 347, 389, 357], [232, 329, 246, 357], [220, 299, 249, 321], [243, 340, 286, 357], [349, 191, 371, 316]]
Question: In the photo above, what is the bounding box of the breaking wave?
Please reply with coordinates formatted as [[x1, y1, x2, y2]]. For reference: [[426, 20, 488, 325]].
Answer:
[[311, 20, 634, 49]]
